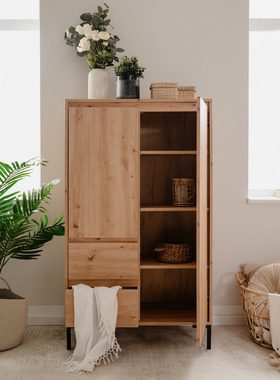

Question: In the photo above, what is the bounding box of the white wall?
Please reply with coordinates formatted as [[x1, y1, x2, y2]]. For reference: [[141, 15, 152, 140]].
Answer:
[[5, 0, 280, 325]]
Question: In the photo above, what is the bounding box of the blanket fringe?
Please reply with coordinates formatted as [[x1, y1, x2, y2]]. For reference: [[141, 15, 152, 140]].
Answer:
[[65, 337, 121, 374], [95, 336, 122, 366], [269, 351, 280, 371]]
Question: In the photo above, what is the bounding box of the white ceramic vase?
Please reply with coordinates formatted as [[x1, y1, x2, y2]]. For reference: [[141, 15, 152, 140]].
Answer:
[[88, 68, 109, 99]]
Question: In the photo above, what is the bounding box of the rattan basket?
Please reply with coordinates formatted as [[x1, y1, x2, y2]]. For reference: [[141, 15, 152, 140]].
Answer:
[[235, 271, 272, 349], [154, 243, 192, 263], [177, 86, 197, 100], [150, 83, 178, 99]]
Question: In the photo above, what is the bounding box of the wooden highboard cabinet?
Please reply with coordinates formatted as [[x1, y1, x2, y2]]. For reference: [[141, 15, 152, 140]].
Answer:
[[65, 98, 212, 349]]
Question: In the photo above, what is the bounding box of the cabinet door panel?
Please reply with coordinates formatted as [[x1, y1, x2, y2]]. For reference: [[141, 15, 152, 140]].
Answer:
[[196, 98, 208, 346], [68, 107, 139, 240]]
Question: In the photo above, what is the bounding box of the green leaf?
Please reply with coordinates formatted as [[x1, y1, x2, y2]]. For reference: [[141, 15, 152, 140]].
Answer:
[[0, 160, 64, 274], [80, 13, 92, 22], [69, 26, 76, 34]]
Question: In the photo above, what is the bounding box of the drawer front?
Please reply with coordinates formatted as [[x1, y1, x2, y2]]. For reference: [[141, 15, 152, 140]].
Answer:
[[68, 243, 139, 281], [65, 288, 139, 327]]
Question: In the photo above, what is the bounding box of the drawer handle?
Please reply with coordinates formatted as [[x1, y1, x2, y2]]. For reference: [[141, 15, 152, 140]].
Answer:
[[88, 253, 96, 261]]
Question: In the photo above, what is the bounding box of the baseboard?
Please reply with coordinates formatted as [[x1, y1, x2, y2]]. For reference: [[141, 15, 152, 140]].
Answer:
[[212, 305, 246, 326], [28, 304, 246, 326], [28, 305, 64, 325]]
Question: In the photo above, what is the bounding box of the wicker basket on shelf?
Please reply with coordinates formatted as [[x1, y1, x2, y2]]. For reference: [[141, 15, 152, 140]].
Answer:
[[235, 271, 272, 349], [150, 83, 178, 99], [177, 86, 197, 100], [154, 243, 192, 264]]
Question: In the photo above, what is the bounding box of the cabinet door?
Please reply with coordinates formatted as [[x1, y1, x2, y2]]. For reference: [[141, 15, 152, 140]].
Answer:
[[196, 98, 208, 346], [68, 106, 139, 240]]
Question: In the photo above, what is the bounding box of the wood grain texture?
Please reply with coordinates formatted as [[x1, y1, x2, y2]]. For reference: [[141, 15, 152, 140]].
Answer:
[[65, 288, 139, 327], [196, 98, 208, 345], [140, 269, 196, 304], [207, 100, 213, 324], [140, 112, 197, 151], [65, 99, 212, 343], [141, 150, 197, 155], [68, 106, 139, 240], [140, 212, 196, 257], [65, 102, 69, 288], [68, 242, 139, 281], [66, 99, 198, 113], [140, 206, 196, 212], [141, 257, 196, 269], [141, 155, 196, 206], [68, 279, 138, 287], [140, 303, 196, 325]]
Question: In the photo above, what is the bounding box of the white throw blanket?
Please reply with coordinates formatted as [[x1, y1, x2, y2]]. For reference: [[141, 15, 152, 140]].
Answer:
[[268, 293, 280, 370], [66, 284, 121, 373]]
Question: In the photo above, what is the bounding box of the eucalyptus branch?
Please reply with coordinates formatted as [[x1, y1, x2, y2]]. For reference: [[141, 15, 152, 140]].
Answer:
[[64, 3, 124, 70]]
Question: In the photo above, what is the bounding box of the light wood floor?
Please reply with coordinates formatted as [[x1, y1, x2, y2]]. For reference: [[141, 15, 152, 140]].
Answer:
[[0, 326, 278, 380]]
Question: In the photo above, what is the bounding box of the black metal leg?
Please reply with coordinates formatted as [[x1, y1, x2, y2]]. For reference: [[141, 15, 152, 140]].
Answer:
[[66, 328, 72, 350], [206, 325, 212, 350]]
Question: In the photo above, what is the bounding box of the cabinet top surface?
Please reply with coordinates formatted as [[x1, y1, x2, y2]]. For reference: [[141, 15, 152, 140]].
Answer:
[[66, 98, 212, 109]]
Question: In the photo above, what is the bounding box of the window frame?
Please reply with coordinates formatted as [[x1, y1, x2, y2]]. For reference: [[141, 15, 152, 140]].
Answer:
[[0, 10, 40, 191], [248, 14, 280, 203]]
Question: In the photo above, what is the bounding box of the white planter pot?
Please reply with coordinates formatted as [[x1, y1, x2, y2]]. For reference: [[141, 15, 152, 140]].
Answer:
[[88, 69, 109, 99], [0, 277, 27, 351]]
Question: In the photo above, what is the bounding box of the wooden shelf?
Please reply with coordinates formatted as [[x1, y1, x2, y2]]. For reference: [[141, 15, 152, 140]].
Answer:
[[140, 303, 196, 325], [141, 205, 196, 212], [141, 256, 196, 269], [141, 150, 196, 155]]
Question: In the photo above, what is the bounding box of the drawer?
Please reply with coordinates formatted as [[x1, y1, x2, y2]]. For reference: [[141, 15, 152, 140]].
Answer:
[[65, 288, 139, 327], [68, 243, 139, 282]]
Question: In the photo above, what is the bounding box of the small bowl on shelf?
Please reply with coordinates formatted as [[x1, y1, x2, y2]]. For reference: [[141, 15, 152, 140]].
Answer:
[[154, 243, 192, 264]]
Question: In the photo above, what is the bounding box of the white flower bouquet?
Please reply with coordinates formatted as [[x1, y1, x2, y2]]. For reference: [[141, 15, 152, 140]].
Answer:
[[64, 3, 124, 69]]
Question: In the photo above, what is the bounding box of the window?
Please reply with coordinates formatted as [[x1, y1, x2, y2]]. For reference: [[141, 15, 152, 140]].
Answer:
[[249, 0, 280, 201], [0, 0, 40, 191]]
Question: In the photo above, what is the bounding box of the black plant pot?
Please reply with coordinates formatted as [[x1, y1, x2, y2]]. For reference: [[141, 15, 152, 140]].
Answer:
[[116, 75, 140, 99]]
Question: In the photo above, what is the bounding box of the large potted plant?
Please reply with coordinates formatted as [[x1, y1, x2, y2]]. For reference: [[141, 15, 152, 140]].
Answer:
[[64, 3, 124, 99], [0, 160, 64, 351], [115, 56, 146, 99]]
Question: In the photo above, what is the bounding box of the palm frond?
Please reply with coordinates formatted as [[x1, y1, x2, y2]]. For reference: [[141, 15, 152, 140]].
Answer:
[[0, 160, 38, 197], [0, 159, 64, 274], [0, 213, 64, 270], [9, 215, 65, 260], [0, 192, 19, 217], [12, 180, 58, 219]]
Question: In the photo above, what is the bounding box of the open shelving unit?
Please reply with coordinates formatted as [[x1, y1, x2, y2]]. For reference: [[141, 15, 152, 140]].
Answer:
[[65, 98, 211, 349], [139, 110, 199, 326]]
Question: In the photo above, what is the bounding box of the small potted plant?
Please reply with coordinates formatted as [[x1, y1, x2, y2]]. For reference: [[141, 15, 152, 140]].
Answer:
[[0, 159, 64, 351], [114, 56, 146, 99]]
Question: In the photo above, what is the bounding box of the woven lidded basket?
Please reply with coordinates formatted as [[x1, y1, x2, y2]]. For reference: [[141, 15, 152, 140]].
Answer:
[[154, 243, 192, 263], [150, 83, 178, 99], [177, 86, 197, 100], [235, 271, 272, 349], [172, 178, 195, 206]]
